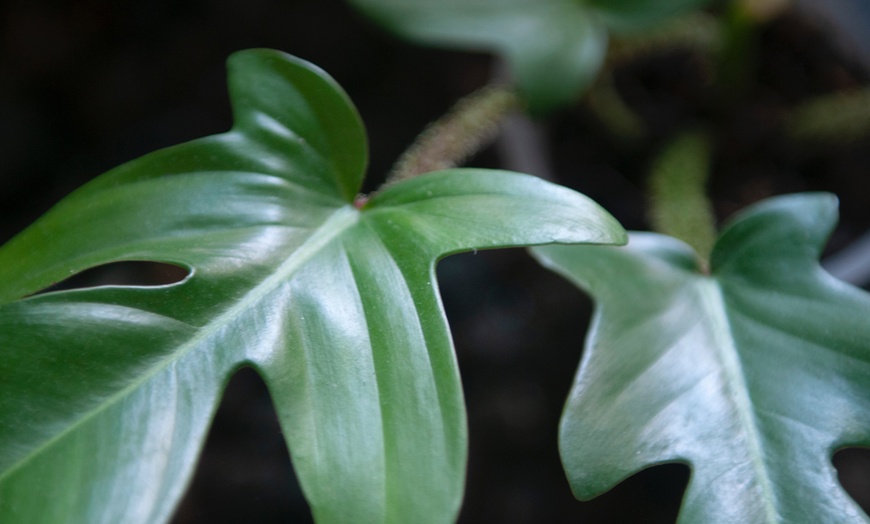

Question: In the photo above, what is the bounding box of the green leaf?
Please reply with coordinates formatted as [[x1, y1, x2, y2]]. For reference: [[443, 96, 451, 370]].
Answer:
[[347, 0, 712, 112], [532, 193, 870, 523], [0, 49, 625, 523]]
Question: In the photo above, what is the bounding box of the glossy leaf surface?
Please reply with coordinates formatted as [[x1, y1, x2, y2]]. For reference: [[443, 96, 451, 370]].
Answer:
[[347, 0, 711, 111], [0, 49, 626, 523], [533, 193, 870, 523]]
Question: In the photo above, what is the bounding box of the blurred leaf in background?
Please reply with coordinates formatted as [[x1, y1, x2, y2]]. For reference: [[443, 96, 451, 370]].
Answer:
[[347, 0, 714, 111]]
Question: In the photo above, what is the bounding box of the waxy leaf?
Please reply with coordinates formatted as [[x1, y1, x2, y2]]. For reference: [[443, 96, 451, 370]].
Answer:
[[533, 193, 870, 523], [0, 49, 625, 523], [347, 0, 712, 112]]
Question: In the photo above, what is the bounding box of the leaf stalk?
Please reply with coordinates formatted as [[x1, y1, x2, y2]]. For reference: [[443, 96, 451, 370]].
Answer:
[[384, 85, 522, 187], [648, 132, 717, 267]]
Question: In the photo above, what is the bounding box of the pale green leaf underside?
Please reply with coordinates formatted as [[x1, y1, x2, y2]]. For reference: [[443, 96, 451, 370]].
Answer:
[[533, 193, 870, 523], [347, 0, 711, 111], [0, 49, 625, 523]]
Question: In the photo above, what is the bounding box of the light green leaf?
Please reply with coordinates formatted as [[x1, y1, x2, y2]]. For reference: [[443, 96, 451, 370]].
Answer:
[[347, 0, 712, 111], [532, 193, 870, 523], [0, 49, 625, 523]]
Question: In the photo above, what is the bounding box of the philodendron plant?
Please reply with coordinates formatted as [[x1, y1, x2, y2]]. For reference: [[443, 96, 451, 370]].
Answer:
[[345, 0, 870, 520], [3, 3, 870, 523], [0, 49, 625, 523]]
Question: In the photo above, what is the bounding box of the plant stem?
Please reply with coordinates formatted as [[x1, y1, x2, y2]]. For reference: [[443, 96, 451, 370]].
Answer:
[[384, 85, 522, 186], [586, 71, 647, 142], [786, 88, 870, 144], [718, 0, 791, 97], [590, 12, 722, 142], [648, 132, 717, 266]]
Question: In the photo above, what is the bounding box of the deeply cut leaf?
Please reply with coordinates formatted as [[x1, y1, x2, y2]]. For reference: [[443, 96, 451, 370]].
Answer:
[[533, 193, 870, 523], [0, 49, 625, 523], [347, 0, 712, 112]]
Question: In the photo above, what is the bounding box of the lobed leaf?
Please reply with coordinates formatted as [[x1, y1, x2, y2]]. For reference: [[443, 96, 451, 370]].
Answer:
[[0, 49, 625, 523], [533, 193, 870, 523]]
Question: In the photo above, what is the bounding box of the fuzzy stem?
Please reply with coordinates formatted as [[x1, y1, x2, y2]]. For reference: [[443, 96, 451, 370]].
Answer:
[[586, 71, 647, 142], [384, 85, 521, 186], [648, 132, 717, 265], [786, 88, 870, 144]]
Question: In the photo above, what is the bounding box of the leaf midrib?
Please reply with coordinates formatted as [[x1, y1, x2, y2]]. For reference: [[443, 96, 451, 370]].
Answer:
[[698, 279, 779, 522], [1, 205, 360, 483]]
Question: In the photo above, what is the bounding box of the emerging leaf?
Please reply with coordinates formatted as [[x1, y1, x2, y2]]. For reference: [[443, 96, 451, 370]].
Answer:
[[347, 0, 712, 112], [533, 193, 870, 523], [0, 49, 625, 523]]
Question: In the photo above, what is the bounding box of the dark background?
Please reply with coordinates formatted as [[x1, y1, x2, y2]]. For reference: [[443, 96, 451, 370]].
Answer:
[[3, 1, 870, 522]]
